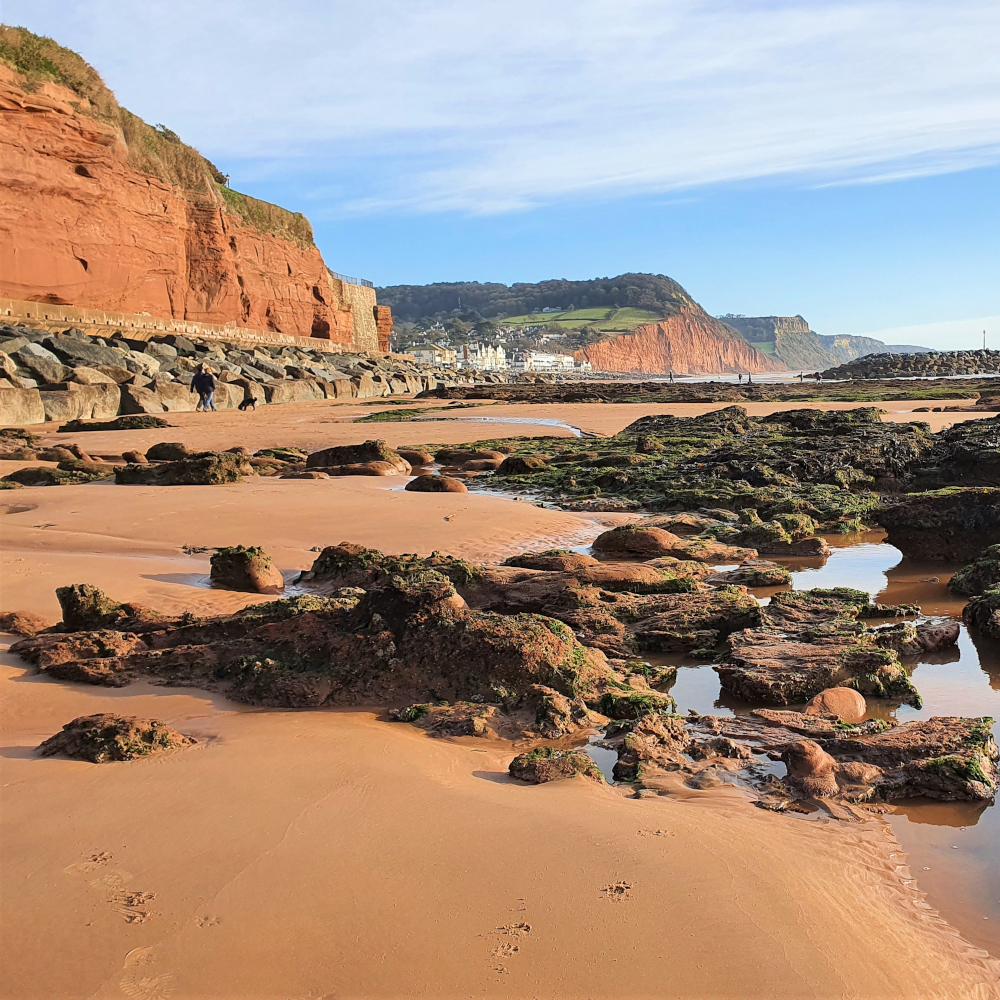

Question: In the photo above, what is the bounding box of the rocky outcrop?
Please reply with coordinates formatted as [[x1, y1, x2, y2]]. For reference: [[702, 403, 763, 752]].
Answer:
[[875, 488, 1000, 561], [574, 309, 785, 375], [950, 545, 1000, 596], [0, 30, 383, 348], [37, 714, 195, 762]]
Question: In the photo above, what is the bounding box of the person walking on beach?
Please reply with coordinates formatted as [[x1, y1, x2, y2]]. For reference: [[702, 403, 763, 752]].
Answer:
[[738, 373, 743, 383], [668, 370, 674, 383], [191, 365, 217, 411]]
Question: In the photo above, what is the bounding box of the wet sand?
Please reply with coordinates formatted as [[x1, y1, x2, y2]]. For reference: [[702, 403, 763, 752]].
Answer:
[[3, 652, 998, 999], [14, 396, 994, 458], [3, 399, 1000, 998]]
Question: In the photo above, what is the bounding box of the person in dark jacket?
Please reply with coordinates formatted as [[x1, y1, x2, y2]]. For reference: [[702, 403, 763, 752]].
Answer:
[[191, 366, 217, 411]]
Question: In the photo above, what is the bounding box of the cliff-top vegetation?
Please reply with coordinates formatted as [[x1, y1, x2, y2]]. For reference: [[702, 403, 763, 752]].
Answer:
[[0, 25, 314, 247]]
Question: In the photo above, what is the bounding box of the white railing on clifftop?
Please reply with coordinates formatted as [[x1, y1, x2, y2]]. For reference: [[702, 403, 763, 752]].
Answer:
[[329, 271, 374, 289]]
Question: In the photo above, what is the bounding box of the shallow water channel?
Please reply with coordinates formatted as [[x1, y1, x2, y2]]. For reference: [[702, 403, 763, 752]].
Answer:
[[590, 531, 1000, 954]]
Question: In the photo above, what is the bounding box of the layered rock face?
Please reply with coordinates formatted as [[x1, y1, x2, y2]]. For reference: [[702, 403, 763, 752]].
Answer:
[[0, 35, 380, 350], [574, 309, 783, 375]]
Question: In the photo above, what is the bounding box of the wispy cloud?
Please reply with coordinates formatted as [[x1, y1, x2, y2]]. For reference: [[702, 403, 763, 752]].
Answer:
[[8, 0, 1000, 214]]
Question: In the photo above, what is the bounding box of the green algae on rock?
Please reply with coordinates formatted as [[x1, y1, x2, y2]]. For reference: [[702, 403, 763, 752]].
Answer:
[[508, 746, 604, 784], [37, 714, 195, 762], [949, 544, 1000, 596]]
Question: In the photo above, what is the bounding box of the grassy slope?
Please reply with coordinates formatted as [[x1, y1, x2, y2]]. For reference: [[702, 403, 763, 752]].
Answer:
[[0, 25, 314, 246]]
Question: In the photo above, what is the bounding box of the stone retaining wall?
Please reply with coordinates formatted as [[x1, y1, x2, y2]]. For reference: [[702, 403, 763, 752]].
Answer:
[[0, 297, 346, 353]]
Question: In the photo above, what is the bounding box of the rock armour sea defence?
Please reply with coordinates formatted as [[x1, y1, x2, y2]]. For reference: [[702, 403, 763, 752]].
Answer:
[[573, 309, 785, 375]]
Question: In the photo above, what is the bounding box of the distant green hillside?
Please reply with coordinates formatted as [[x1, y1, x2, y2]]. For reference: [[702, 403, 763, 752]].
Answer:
[[377, 273, 697, 325]]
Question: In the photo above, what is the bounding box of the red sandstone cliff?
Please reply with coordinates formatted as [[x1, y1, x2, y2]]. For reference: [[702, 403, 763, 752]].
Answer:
[[0, 31, 382, 349], [574, 309, 786, 374]]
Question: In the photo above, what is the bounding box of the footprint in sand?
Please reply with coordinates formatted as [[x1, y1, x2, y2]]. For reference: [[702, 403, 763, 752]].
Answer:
[[66, 857, 156, 923], [601, 880, 633, 901], [120, 946, 174, 1000], [195, 915, 220, 928], [486, 921, 532, 974], [63, 851, 114, 874]]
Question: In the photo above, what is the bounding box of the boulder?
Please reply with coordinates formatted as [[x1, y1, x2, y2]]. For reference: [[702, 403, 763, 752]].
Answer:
[[319, 462, 401, 477], [230, 378, 266, 407], [804, 687, 867, 723], [56, 583, 157, 631], [210, 546, 285, 594], [146, 442, 190, 461], [591, 525, 684, 558], [13, 350, 68, 384], [68, 365, 116, 385], [280, 470, 330, 479], [404, 475, 468, 493], [397, 450, 435, 466], [45, 336, 126, 369], [0, 386, 45, 425], [37, 714, 195, 762], [213, 382, 245, 409], [121, 450, 147, 464], [306, 440, 410, 474], [508, 747, 603, 784], [263, 379, 325, 404], [117, 384, 166, 414], [155, 381, 199, 412]]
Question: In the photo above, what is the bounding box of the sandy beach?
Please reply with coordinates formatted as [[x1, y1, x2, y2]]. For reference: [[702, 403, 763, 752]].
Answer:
[[3, 398, 999, 999]]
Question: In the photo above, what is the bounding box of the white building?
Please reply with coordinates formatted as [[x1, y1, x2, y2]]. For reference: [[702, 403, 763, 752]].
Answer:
[[410, 344, 457, 366], [509, 351, 591, 373], [460, 342, 507, 370]]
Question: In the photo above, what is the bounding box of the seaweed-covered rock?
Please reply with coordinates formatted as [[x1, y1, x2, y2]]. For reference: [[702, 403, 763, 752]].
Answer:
[[705, 560, 792, 587], [37, 714, 194, 762], [56, 584, 158, 631], [404, 475, 468, 493], [687, 712, 998, 803], [716, 588, 922, 706], [59, 414, 171, 433], [305, 439, 410, 474], [2, 465, 112, 487], [876, 488, 1000, 561], [964, 586, 1000, 640], [115, 451, 251, 486], [599, 689, 677, 719], [298, 542, 480, 590], [949, 544, 1000, 596], [508, 746, 603, 784], [12, 571, 618, 710], [210, 546, 284, 594], [496, 454, 548, 475], [591, 524, 683, 557]]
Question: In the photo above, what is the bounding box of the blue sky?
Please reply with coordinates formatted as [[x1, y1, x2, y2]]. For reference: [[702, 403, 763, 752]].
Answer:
[[5, 0, 999, 348]]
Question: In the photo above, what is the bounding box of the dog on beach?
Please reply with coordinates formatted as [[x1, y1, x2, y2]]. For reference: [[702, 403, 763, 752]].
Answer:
[[238, 397, 257, 411]]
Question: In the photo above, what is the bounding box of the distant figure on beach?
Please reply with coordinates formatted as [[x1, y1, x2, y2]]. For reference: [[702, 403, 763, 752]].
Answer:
[[191, 365, 217, 412], [747, 372, 752, 383], [814, 371, 823, 381], [668, 370, 674, 383], [738, 373, 742, 383], [799, 372, 805, 381]]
